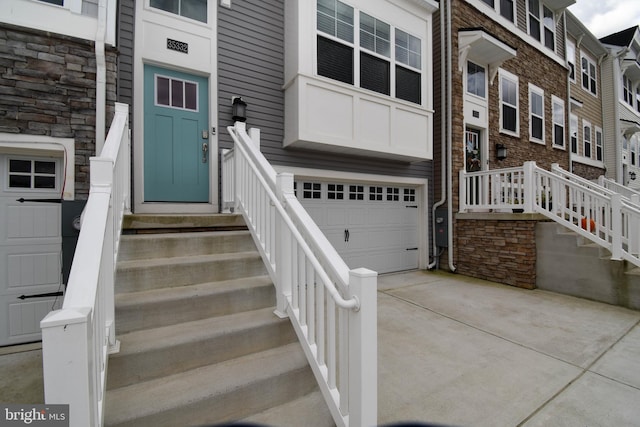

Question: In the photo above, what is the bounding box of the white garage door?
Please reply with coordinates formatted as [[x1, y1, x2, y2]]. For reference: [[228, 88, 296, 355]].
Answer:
[[297, 180, 420, 274], [0, 154, 63, 346]]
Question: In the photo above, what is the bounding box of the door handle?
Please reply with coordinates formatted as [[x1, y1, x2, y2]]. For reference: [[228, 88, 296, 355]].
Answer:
[[202, 142, 209, 163], [344, 229, 350, 242]]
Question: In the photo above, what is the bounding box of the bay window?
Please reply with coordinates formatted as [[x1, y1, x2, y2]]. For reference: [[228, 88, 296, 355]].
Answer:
[[316, 0, 423, 104]]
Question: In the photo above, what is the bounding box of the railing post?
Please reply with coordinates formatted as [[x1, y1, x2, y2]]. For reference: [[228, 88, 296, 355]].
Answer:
[[233, 122, 246, 212], [459, 169, 467, 212], [274, 172, 294, 318], [631, 195, 640, 255], [41, 308, 97, 427], [523, 161, 536, 213], [348, 268, 377, 427], [611, 194, 623, 260]]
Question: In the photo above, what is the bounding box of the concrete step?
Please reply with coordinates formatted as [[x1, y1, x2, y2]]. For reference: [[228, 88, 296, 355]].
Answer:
[[108, 307, 296, 390], [104, 342, 317, 427], [123, 213, 247, 233], [115, 251, 267, 293], [115, 275, 275, 334], [241, 390, 336, 427], [118, 230, 256, 261]]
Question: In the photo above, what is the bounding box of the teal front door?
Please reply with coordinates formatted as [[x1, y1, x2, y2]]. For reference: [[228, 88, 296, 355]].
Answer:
[[144, 65, 209, 202]]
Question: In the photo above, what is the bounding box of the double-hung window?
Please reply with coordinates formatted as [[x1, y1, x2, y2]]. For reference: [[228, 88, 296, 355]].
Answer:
[[528, 0, 555, 51], [637, 86, 640, 113], [542, 6, 555, 51], [37, 0, 64, 5], [566, 40, 576, 81], [500, 0, 515, 22], [570, 114, 578, 154], [499, 69, 519, 135], [529, 84, 544, 143], [467, 61, 486, 98], [583, 121, 592, 158], [595, 127, 603, 162], [623, 75, 634, 107], [317, 0, 422, 104], [581, 53, 597, 95], [552, 96, 565, 148]]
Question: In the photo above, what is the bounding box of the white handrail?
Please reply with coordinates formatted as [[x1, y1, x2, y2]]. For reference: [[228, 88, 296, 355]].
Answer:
[[459, 161, 640, 269], [40, 103, 130, 427], [224, 122, 377, 427], [599, 174, 640, 200]]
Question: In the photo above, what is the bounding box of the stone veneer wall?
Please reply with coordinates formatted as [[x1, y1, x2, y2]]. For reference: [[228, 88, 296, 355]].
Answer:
[[0, 23, 117, 198], [455, 214, 549, 289], [571, 162, 605, 181]]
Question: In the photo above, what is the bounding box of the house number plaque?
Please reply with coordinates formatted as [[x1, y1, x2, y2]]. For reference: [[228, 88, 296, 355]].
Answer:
[[167, 38, 189, 54]]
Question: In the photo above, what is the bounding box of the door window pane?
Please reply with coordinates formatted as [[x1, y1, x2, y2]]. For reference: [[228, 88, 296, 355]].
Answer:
[[185, 82, 197, 110], [150, 0, 206, 23]]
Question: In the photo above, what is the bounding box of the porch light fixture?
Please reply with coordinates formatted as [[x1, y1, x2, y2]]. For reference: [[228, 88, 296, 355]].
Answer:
[[231, 96, 247, 122], [631, 171, 637, 181], [496, 143, 507, 161]]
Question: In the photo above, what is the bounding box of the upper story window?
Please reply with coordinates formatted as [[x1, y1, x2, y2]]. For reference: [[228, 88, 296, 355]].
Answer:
[[596, 127, 603, 162], [623, 74, 634, 107], [581, 52, 597, 96], [316, 0, 423, 105], [527, 0, 555, 51], [480, 0, 515, 23], [499, 69, 519, 136], [583, 120, 592, 158], [529, 84, 544, 143], [570, 114, 578, 154], [467, 61, 486, 98], [37, 0, 63, 5], [150, 0, 207, 23], [566, 40, 576, 81], [552, 96, 565, 148], [636, 86, 640, 113]]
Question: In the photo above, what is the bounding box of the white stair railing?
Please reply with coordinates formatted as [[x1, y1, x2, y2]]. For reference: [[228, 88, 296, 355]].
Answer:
[[40, 103, 130, 427], [224, 122, 377, 427], [599, 175, 640, 200], [460, 161, 640, 268]]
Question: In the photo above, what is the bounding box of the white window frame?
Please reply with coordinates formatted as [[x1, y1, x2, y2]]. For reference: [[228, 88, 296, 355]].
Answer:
[[595, 127, 603, 162], [570, 113, 578, 154], [623, 74, 634, 107], [566, 39, 576, 82], [542, 5, 555, 52], [528, 83, 545, 144], [499, 68, 519, 137], [581, 52, 597, 96], [583, 120, 592, 159], [4, 156, 61, 193], [499, 0, 515, 23], [316, 0, 424, 105], [552, 95, 565, 148]]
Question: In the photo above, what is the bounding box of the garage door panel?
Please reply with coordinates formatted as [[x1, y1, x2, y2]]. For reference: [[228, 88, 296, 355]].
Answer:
[[6, 204, 60, 239], [7, 251, 61, 289], [326, 206, 348, 225]]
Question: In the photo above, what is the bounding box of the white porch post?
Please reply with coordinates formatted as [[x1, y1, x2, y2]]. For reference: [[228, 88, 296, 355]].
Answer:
[[459, 169, 467, 212], [611, 193, 623, 260], [348, 268, 377, 427], [523, 161, 536, 213], [41, 308, 97, 427], [274, 172, 294, 318], [631, 194, 640, 255]]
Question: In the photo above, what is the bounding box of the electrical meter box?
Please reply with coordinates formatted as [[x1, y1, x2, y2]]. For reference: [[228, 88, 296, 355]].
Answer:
[[435, 207, 448, 248], [62, 200, 86, 285]]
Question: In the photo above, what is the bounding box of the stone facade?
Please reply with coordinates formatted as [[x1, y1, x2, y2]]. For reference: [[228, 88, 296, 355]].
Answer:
[[433, 0, 571, 288], [0, 23, 117, 198], [455, 214, 546, 289]]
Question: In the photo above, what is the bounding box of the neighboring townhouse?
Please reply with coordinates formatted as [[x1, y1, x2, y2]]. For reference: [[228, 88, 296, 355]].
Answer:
[[565, 11, 607, 180], [118, 0, 439, 275], [599, 25, 640, 188], [0, 0, 117, 346], [433, 0, 573, 287]]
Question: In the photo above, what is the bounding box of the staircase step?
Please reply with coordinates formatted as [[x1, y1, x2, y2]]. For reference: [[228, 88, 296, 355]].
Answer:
[[115, 251, 267, 293], [123, 214, 247, 233], [104, 343, 317, 427], [115, 275, 274, 334], [241, 390, 336, 427], [108, 307, 296, 390], [118, 230, 256, 261]]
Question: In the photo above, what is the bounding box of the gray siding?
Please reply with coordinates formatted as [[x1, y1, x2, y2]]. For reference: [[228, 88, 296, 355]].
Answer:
[[117, 0, 134, 109], [217, 0, 434, 181]]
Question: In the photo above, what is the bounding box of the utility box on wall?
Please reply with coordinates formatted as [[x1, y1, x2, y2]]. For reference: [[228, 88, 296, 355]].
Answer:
[[435, 207, 448, 248], [61, 200, 86, 285]]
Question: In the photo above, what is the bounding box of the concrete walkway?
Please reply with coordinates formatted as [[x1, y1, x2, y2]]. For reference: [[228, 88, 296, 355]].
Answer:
[[377, 270, 640, 427], [2, 270, 640, 427]]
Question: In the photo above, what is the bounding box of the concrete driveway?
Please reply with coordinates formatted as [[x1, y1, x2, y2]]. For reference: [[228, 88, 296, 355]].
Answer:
[[377, 270, 640, 427]]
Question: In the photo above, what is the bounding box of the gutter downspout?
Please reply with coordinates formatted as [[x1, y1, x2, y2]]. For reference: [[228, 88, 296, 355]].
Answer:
[[429, 0, 447, 269], [565, 13, 573, 174], [614, 48, 629, 184], [95, 0, 107, 155], [446, 0, 456, 272]]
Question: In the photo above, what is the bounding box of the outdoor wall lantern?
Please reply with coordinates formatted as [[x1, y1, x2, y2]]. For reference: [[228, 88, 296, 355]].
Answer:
[[496, 143, 507, 161], [631, 171, 637, 181], [232, 96, 247, 122]]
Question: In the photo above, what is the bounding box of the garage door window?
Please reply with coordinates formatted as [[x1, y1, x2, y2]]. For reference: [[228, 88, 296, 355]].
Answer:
[[8, 159, 57, 190], [303, 182, 322, 199], [404, 188, 416, 202], [387, 187, 400, 201], [328, 183, 344, 199], [369, 186, 383, 201], [349, 185, 365, 200]]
